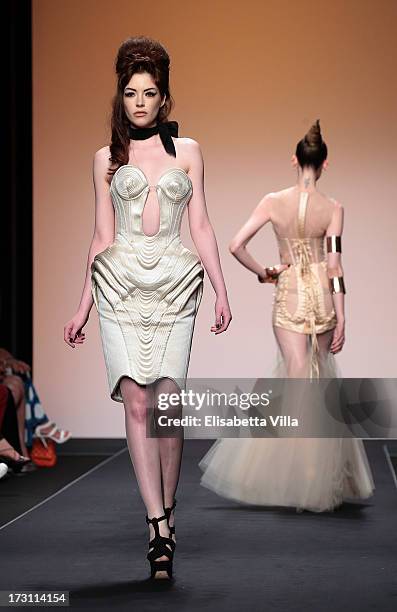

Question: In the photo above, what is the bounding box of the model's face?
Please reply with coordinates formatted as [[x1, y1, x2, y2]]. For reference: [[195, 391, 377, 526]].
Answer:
[[123, 71, 166, 128]]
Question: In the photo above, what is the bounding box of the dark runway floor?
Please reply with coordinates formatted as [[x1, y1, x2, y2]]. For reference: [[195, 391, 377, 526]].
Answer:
[[0, 439, 396, 611]]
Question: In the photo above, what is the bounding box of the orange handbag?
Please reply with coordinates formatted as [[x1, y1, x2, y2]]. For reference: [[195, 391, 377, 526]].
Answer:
[[30, 437, 57, 467]]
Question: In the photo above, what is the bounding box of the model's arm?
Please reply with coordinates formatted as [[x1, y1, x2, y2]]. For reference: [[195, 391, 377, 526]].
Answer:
[[229, 193, 289, 282], [185, 139, 232, 334], [326, 200, 345, 354], [63, 147, 115, 348]]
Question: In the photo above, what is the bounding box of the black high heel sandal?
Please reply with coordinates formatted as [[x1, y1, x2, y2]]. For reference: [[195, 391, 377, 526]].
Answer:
[[146, 513, 175, 579], [164, 498, 177, 542]]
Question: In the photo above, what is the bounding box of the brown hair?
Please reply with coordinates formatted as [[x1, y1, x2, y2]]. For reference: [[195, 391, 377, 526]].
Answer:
[[295, 119, 328, 170], [107, 36, 174, 180]]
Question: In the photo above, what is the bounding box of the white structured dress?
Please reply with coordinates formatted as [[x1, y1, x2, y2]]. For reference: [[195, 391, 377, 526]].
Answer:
[[91, 165, 204, 402]]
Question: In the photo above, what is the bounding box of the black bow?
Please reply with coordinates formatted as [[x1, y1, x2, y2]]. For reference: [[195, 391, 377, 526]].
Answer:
[[128, 120, 179, 157]]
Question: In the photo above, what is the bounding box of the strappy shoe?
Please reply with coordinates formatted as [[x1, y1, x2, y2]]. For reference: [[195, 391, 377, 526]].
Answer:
[[164, 498, 177, 543], [35, 421, 72, 447], [145, 513, 175, 579]]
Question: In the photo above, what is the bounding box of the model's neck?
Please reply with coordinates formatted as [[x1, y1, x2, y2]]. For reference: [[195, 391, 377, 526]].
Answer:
[[129, 117, 158, 130], [297, 168, 318, 192]]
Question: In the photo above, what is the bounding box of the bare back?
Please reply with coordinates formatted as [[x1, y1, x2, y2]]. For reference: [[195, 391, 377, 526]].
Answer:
[[269, 185, 339, 378], [270, 186, 336, 243]]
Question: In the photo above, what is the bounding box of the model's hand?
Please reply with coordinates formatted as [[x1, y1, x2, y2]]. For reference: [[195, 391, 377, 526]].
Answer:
[[258, 264, 291, 284], [64, 312, 88, 349], [330, 320, 345, 354], [211, 295, 232, 335]]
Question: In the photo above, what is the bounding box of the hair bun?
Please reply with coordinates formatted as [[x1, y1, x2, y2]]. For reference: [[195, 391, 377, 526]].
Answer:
[[304, 119, 323, 147], [116, 37, 170, 76], [128, 53, 153, 64], [295, 120, 327, 169]]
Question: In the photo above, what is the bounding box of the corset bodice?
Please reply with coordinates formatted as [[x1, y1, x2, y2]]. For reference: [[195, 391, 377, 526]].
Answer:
[[271, 190, 337, 379], [110, 165, 193, 245], [276, 236, 326, 266]]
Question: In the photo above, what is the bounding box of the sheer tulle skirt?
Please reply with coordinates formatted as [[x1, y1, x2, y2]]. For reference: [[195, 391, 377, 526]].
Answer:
[[199, 327, 375, 513]]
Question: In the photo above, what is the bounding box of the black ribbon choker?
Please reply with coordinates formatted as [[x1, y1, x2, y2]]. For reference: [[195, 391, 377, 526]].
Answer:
[[128, 120, 179, 157]]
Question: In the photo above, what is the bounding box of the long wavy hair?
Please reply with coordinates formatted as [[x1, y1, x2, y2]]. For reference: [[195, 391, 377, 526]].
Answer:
[[107, 36, 174, 181], [295, 119, 328, 170]]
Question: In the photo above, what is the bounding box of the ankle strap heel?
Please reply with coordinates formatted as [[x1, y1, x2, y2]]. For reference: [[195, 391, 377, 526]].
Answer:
[[164, 498, 177, 538], [145, 513, 174, 579]]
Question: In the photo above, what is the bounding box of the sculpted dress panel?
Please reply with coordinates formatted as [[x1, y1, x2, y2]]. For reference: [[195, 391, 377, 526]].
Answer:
[[91, 165, 204, 402], [199, 189, 375, 512]]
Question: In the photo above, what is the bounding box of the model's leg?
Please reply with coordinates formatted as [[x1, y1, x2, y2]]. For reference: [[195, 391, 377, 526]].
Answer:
[[154, 377, 184, 540], [273, 326, 336, 376], [316, 328, 334, 357], [120, 376, 171, 562], [316, 327, 360, 496], [272, 326, 309, 377], [275, 325, 343, 391], [2, 375, 29, 456]]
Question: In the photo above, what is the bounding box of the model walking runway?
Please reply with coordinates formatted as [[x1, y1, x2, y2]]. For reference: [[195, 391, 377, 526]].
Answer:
[[64, 36, 231, 580], [200, 121, 375, 512]]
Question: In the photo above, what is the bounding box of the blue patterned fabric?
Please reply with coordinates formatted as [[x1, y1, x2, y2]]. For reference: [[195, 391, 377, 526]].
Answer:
[[22, 371, 49, 447]]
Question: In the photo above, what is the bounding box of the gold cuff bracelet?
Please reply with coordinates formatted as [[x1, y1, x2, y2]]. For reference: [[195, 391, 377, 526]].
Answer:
[[326, 235, 342, 253], [329, 276, 346, 294]]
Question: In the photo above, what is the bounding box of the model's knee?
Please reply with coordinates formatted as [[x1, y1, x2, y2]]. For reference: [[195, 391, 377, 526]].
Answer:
[[124, 401, 149, 423], [287, 354, 308, 377], [121, 380, 151, 423]]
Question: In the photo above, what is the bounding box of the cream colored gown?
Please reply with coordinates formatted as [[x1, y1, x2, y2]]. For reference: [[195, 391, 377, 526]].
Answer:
[[199, 188, 375, 512], [91, 165, 204, 402]]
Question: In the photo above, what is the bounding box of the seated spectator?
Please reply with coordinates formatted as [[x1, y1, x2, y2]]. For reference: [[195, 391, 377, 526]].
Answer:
[[0, 384, 31, 474], [0, 347, 71, 453]]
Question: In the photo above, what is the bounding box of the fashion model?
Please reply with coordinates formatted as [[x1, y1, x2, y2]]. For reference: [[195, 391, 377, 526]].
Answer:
[[64, 36, 231, 579], [199, 121, 375, 513]]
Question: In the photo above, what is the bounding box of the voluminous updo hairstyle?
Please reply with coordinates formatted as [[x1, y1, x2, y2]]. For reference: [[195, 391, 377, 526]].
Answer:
[[108, 36, 174, 179], [295, 120, 328, 170]]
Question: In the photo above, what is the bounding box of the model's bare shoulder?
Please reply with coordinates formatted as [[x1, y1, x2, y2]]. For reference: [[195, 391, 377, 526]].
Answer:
[[259, 192, 280, 220], [175, 137, 202, 172], [94, 145, 111, 165], [327, 195, 344, 213], [177, 137, 202, 157], [331, 197, 343, 210], [178, 136, 201, 148], [265, 189, 284, 203]]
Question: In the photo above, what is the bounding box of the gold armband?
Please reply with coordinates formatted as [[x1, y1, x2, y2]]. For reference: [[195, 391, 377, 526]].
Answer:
[[326, 235, 342, 253], [329, 276, 346, 294]]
